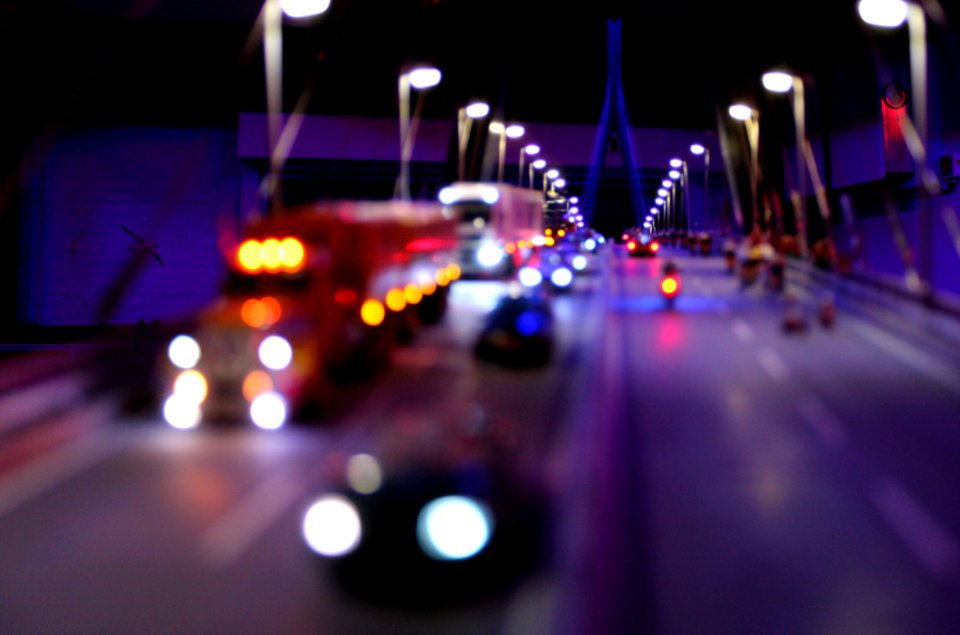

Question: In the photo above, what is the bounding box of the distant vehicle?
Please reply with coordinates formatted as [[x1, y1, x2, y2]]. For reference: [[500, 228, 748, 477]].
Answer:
[[301, 409, 549, 605], [627, 237, 660, 258], [473, 291, 554, 368], [160, 200, 459, 429], [438, 183, 544, 279]]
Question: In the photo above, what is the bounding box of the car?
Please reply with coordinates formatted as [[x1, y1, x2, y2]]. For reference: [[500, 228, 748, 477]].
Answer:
[[473, 291, 554, 367], [301, 413, 549, 606], [626, 237, 661, 258]]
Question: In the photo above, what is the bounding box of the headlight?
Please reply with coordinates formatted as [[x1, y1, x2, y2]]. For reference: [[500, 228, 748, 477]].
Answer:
[[168, 335, 200, 370], [550, 267, 573, 288], [250, 391, 287, 430], [417, 496, 494, 561], [572, 255, 588, 271], [173, 370, 208, 404], [258, 335, 293, 370], [518, 266, 543, 287], [476, 244, 504, 268], [163, 393, 201, 430], [302, 494, 363, 557]]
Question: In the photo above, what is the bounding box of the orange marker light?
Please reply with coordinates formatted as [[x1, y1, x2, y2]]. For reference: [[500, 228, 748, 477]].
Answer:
[[446, 263, 461, 281], [385, 289, 407, 312], [360, 299, 386, 327], [242, 298, 267, 328], [261, 238, 282, 271], [404, 283, 423, 305], [243, 370, 273, 402], [261, 296, 282, 325], [279, 237, 305, 272], [237, 240, 263, 272]]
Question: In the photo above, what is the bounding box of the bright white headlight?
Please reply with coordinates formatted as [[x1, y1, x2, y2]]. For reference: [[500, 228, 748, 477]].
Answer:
[[417, 496, 494, 561], [250, 391, 287, 430], [572, 255, 588, 271], [477, 244, 504, 268], [163, 393, 201, 430], [168, 335, 200, 370], [551, 267, 573, 288], [258, 335, 293, 370], [518, 266, 543, 287], [302, 494, 363, 557]]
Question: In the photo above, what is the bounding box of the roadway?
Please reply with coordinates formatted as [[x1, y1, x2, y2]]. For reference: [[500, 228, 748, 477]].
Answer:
[[0, 246, 958, 634]]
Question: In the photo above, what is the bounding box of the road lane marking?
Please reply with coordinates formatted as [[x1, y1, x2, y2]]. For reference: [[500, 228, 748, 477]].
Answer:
[[731, 319, 755, 344], [869, 476, 960, 580], [199, 467, 312, 569], [756, 348, 789, 382], [0, 401, 126, 519], [795, 394, 848, 449], [850, 318, 960, 397]]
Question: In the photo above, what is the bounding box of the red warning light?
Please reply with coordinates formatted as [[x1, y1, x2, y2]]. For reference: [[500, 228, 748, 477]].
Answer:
[[660, 275, 680, 297], [650, 241, 661, 252]]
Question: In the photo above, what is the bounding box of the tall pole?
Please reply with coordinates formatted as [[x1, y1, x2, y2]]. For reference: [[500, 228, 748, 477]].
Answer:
[[703, 149, 711, 232], [908, 4, 932, 297], [792, 78, 809, 257], [263, 0, 282, 212], [397, 74, 412, 200]]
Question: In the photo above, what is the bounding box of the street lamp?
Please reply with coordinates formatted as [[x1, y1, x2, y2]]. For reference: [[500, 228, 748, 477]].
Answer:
[[762, 69, 810, 256], [519, 143, 540, 187], [491, 122, 525, 183], [859, 0, 933, 295], [397, 65, 442, 200], [690, 142, 711, 234], [729, 103, 761, 232], [457, 100, 489, 181], [260, 0, 332, 211], [529, 158, 547, 191], [544, 168, 560, 194]]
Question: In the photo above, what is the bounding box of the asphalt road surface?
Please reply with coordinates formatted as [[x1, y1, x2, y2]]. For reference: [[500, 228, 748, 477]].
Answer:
[[0, 246, 958, 634]]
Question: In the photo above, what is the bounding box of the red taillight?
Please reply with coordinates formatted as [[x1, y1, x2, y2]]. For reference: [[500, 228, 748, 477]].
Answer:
[[627, 241, 637, 251], [622, 233, 630, 241], [650, 241, 660, 252], [660, 275, 680, 297]]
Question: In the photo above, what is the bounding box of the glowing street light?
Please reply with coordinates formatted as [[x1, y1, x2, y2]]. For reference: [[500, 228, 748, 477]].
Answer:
[[729, 103, 760, 231], [858, 0, 908, 27], [279, 0, 331, 17], [762, 69, 809, 256], [544, 168, 560, 194], [669, 158, 683, 168], [519, 143, 540, 186], [397, 65, 442, 200], [859, 0, 934, 295], [669, 169, 681, 180], [492, 122, 525, 183], [529, 158, 547, 191], [657, 188, 668, 197], [457, 100, 489, 181], [690, 142, 712, 233], [260, 0, 332, 210]]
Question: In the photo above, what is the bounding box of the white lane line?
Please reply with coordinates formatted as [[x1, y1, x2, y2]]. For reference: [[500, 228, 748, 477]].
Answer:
[[199, 467, 312, 569], [869, 476, 960, 580], [0, 402, 126, 519], [731, 319, 755, 344], [756, 348, 790, 382], [850, 318, 960, 397], [795, 394, 848, 449]]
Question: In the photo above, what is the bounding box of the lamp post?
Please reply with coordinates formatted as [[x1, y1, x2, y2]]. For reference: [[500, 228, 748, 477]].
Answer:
[[260, 0, 332, 211], [859, 0, 934, 296], [690, 143, 711, 234], [729, 103, 761, 233], [519, 144, 540, 187], [397, 66, 442, 200], [530, 159, 547, 191], [457, 101, 489, 181], [491, 122, 525, 183], [544, 168, 560, 195], [762, 70, 809, 256]]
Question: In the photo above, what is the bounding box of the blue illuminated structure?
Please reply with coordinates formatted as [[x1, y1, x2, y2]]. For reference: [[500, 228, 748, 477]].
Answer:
[[582, 19, 647, 230]]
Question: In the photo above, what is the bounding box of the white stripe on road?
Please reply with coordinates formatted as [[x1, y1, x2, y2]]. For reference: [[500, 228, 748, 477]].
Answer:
[[795, 394, 848, 449], [850, 318, 960, 397], [199, 467, 312, 569], [869, 476, 960, 580], [756, 348, 790, 382], [0, 401, 125, 519], [731, 319, 755, 344]]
